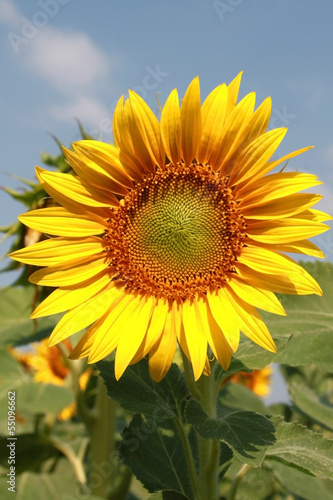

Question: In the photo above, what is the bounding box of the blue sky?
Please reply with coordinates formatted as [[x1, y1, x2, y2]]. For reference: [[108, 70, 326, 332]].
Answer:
[[1, 0, 333, 284]]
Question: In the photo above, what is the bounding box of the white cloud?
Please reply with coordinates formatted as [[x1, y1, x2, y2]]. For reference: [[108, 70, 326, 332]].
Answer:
[[0, 0, 20, 25], [49, 96, 111, 127], [25, 27, 110, 92]]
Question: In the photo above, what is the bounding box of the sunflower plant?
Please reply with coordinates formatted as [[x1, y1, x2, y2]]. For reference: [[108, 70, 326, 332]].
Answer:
[[1, 75, 333, 500]]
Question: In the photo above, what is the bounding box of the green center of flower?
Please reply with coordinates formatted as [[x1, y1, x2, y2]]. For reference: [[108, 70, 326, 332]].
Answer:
[[105, 163, 246, 300]]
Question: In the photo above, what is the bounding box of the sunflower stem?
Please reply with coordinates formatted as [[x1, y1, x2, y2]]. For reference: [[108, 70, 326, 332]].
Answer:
[[181, 353, 220, 500], [173, 415, 201, 499], [226, 463, 251, 500], [88, 376, 118, 498]]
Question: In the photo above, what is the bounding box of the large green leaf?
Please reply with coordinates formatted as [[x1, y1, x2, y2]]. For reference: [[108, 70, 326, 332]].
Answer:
[[185, 399, 276, 467], [263, 261, 333, 370], [289, 382, 333, 431], [0, 287, 60, 347], [0, 349, 29, 399], [119, 414, 193, 499], [17, 381, 74, 415], [266, 417, 333, 479], [218, 382, 268, 418], [272, 462, 333, 500], [97, 359, 188, 419]]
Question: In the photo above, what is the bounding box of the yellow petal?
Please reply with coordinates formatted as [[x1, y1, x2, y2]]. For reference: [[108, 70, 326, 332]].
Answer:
[[129, 90, 165, 168], [213, 92, 256, 172], [250, 239, 325, 259], [256, 146, 314, 180], [237, 247, 322, 295], [207, 287, 240, 352], [230, 128, 287, 186], [29, 253, 108, 286], [181, 299, 208, 380], [228, 275, 286, 315], [35, 167, 117, 209], [180, 77, 202, 165], [236, 262, 322, 295], [196, 297, 232, 371], [240, 96, 272, 145], [86, 292, 137, 362], [48, 285, 119, 345], [31, 271, 111, 319], [197, 83, 228, 164], [246, 219, 330, 244], [224, 286, 277, 353], [139, 299, 169, 356], [72, 141, 132, 189], [113, 96, 145, 181], [10, 236, 104, 266], [225, 71, 243, 118], [242, 193, 322, 220], [238, 172, 321, 204], [160, 89, 182, 165], [19, 207, 106, 237], [300, 209, 333, 223], [123, 97, 156, 174], [149, 305, 177, 382], [114, 296, 155, 379]]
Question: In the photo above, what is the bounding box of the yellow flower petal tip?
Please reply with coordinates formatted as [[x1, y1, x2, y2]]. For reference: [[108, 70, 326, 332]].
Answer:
[[12, 75, 329, 381]]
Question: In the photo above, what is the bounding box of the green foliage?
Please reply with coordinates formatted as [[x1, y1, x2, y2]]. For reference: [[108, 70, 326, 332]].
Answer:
[[0, 287, 60, 347], [185, 399, 275, 467], [266, 417, 333, 480], [120, 415, 194, 498]]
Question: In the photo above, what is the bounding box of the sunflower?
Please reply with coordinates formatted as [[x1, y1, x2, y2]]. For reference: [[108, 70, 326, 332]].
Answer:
[[11, 340, 91, 420], [10, 74, 331, 382], [229, 366, 273, 397]]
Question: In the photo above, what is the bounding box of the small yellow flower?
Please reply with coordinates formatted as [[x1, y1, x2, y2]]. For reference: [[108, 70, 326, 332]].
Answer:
[[11, 74, 331, 382], [12, 340, 90, 420]]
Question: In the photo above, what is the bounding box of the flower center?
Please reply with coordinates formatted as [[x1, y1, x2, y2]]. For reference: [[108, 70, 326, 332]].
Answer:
[[104, 163, 246, 301]]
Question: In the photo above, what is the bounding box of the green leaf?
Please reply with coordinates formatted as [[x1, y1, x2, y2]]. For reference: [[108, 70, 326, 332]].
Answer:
[[0, 467, 101, 500], [0, 287, 60, 347], [263, 261, 333, 370], [17, 381, 74, 415], [0, 434, 60, 473], [185, 399, 276, 467], [221, 461, 277, 500], [119, 414, 193, 499], [266, 417, 333, 479], [230, 337, 289, 372], [271, 462, 333, 500], [0, 349, 29, 399], [97, 359, 188, 419], [218, 382, 268, 417], [289, 382, 333, 431]]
